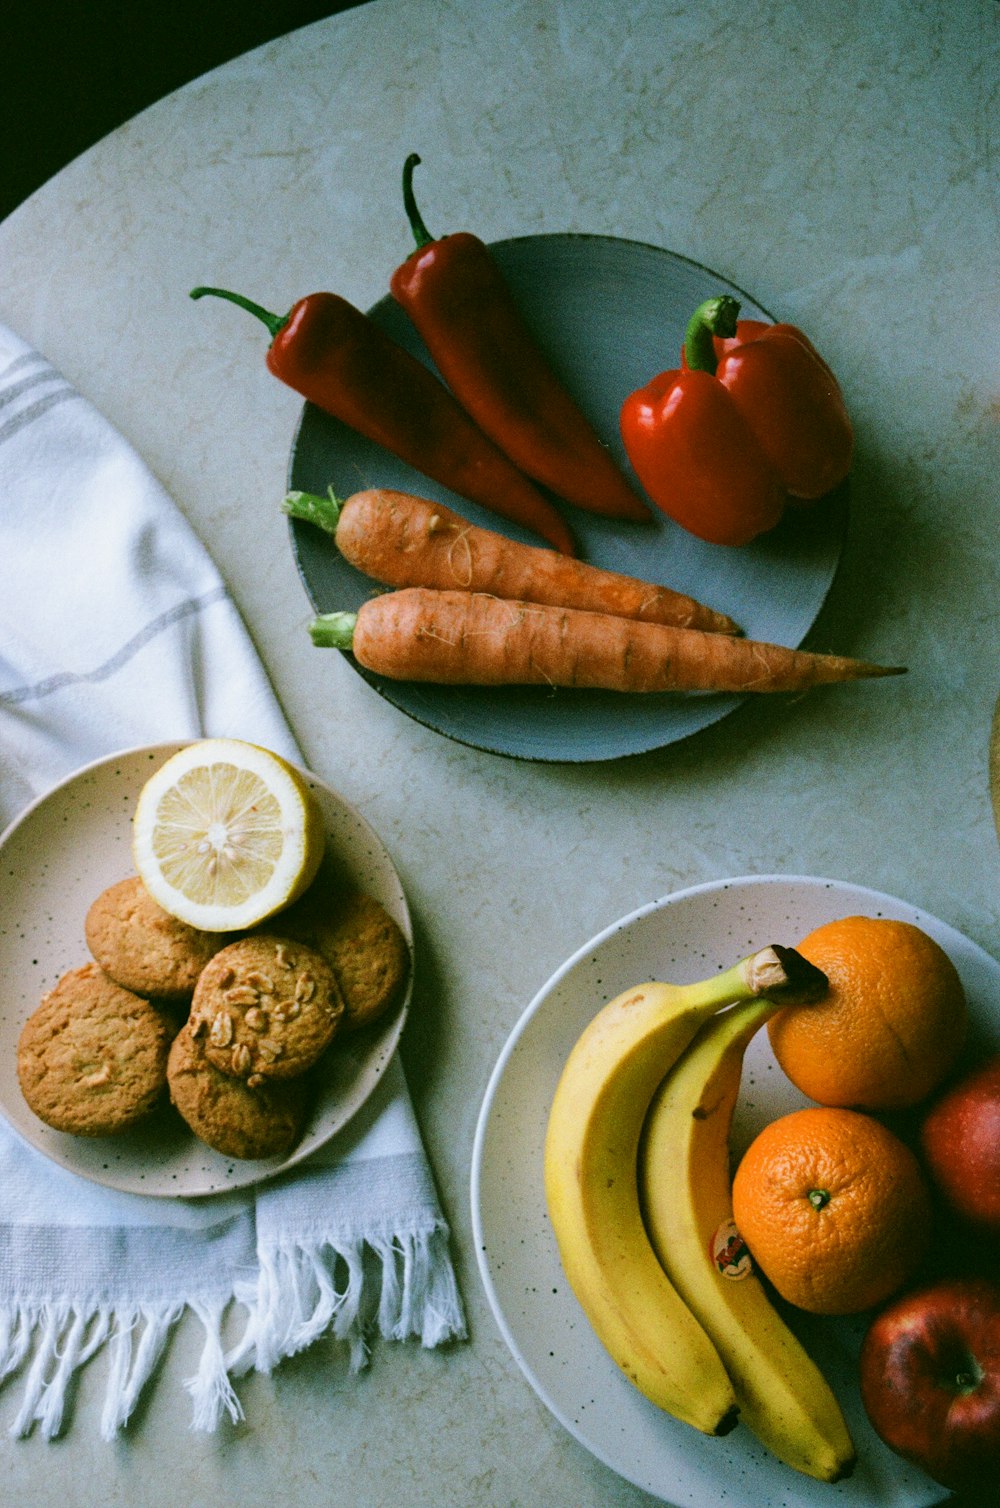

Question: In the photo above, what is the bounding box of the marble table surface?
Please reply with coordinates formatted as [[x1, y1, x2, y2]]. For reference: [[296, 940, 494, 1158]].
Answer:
[[0, 1, 997, 1503]]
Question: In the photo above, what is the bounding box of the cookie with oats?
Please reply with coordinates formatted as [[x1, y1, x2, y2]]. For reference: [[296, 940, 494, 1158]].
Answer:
[[17, 963, 172, 1136], [278, 883, 409, 1032], [85, 875, 224, 1003], [167, 1021, 309, 1160], [189, 934, 343, 1082]]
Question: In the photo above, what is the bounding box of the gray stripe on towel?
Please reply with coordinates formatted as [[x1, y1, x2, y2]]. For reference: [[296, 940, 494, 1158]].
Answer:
[[0, 350, 48, 384], [257, 1152, 446, 1239], [0, 1210, 255, 1305], [0, 387, 79, 448], [0, 586, 231, 706], [0, 368, 65, 412]]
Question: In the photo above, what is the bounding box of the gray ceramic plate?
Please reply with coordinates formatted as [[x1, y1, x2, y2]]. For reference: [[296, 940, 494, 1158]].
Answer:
[[288, 236, 848, 762], [471, 875, 1000, 1505], [0, 744, 412, 1198]]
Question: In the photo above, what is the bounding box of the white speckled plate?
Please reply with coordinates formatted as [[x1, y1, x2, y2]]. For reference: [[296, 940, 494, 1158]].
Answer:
[[470, 875, 999, 1506], [288, 235, 848, 762], [0, 743, 411, 1198]]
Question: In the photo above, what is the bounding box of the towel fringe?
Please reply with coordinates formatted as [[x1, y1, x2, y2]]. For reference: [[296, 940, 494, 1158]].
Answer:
[[0, 1302, 175, 1440], [0, 1226, 465, 1438], [230, 1223, 467, 1379], [100, 1304, 180, 1440], [0, 1304, 36, 1385], [185, 1299, 245, 1433]]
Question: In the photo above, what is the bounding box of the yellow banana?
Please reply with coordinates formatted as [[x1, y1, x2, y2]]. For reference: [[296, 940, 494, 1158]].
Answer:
[[543, 944, 822, 1436], [639, 991, 856, 1482]]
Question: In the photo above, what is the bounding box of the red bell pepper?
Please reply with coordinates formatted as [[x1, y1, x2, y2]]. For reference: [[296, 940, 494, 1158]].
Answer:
[[389, 154, 650, 524], [190, 284, 576, 555], [619, 295, 853, 547]]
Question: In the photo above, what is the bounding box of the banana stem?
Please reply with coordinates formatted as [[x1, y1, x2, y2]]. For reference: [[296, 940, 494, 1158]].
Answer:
[[743, 945, 827, 1004]]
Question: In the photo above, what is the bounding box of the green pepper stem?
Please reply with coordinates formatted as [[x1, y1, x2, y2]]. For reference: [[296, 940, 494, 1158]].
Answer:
[[310, 612, 358, 650], [282, 488, 344, 536], [190, 286, 288, 341], [683, 295, 741, 375], [402, 153, 435, 250], [953, 1357, 984, 1395]]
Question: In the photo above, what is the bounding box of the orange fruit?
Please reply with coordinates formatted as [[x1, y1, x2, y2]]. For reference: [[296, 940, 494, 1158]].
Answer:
[[731, 1106, 933, 1314], [767, 916, 967, 1109]]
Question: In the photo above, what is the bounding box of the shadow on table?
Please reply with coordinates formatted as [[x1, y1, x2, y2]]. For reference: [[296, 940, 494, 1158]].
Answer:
[[1, 0, 371, 222]]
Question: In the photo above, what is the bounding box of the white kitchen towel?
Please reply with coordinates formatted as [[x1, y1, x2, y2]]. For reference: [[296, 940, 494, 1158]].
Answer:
[[0, 326, 466, 1439]]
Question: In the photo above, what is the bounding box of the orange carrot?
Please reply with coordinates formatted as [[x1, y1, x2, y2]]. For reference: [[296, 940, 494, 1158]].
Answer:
[[309, 588, 905, 694], [284, 486, 740, 635]]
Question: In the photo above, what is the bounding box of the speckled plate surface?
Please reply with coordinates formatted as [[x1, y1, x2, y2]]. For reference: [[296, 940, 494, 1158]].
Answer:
[[288, 235, 848, 762], [0, 743, 412, 1198], [470, 875, 1000, 1506]]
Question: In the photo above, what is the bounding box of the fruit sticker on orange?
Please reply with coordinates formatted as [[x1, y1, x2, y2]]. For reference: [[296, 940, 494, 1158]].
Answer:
[[711, 1219, 754, 1280]]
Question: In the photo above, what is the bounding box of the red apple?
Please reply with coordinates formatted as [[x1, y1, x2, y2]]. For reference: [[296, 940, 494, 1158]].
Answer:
[[921, 1054, 1000, 1231], [859, 1278, 1000, 1491]]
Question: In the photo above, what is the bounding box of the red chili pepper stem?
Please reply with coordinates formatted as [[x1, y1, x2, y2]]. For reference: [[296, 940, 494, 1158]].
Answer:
[[189, 286, 288, 342], [683, 295, 741, 376], [401, 152, 435, 251]]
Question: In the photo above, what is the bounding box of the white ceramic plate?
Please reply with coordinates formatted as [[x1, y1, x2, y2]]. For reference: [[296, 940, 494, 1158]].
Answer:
[[288, 235, 848, 762], [471, 875, 999, 1506], [0, 743, 411, 1198]]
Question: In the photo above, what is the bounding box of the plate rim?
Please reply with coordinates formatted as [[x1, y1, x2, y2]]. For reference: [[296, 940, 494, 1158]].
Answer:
[[0, 740, 412, 1200], [286, 232, 849, 764], [470, 872, 999, 1503]]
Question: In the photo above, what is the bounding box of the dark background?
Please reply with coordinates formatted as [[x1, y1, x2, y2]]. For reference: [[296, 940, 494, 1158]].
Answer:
[[0, 1, 369, 222]]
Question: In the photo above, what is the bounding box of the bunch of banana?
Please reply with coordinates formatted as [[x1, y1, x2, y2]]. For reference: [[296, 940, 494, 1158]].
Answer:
[[639, 989, 856, 1482], [543, 942, 827, 1440]]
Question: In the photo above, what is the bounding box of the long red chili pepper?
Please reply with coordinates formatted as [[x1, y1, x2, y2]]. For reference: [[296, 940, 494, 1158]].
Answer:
[[190, 285, 576, 555], [388, 154, 650, 524]]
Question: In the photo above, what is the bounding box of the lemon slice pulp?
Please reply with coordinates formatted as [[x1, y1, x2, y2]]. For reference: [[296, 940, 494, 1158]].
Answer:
[[132, 739, 324, 931]]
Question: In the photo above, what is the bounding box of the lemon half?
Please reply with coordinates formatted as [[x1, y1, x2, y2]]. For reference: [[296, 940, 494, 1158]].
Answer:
[[132, 739, 325, 931]]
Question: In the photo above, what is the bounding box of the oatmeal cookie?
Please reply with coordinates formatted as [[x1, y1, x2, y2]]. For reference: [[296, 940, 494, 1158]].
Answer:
[[167, 1021, 309, 1160], [189, 934, 343, 1081], [85, 875, 223, 1002], [278, 883, 409, 1032], [17, 963, 172, 1136]]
